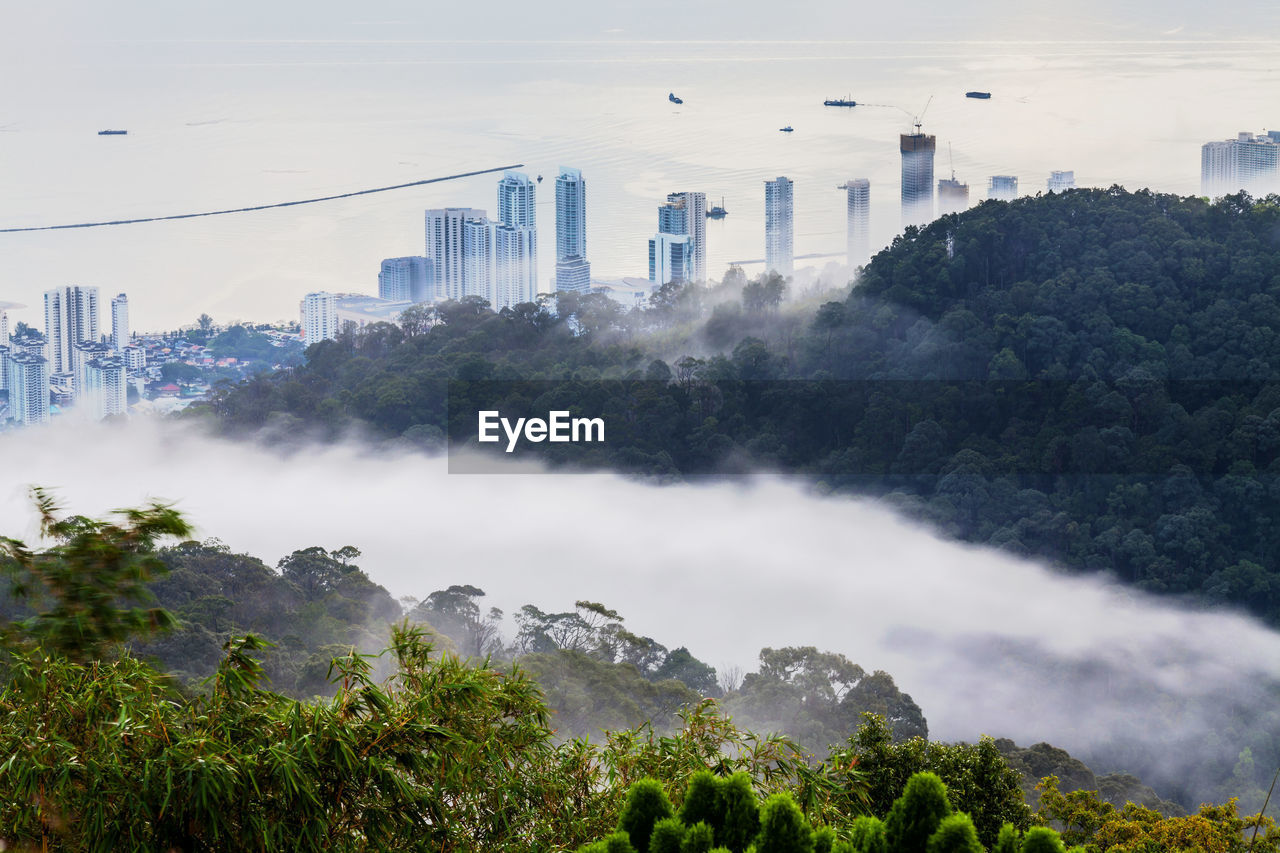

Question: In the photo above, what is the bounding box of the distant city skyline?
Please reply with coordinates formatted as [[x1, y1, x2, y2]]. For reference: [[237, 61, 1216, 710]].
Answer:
[[0, 20, 1276, 330]]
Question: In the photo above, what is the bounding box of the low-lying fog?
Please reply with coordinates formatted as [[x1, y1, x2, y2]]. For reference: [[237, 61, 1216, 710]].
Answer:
[[3, 418, 1277, 794]]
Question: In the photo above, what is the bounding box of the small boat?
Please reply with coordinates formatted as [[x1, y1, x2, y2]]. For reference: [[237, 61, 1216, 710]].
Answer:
[[668, 92, 683, 104], [824, 97, 857, 107], [965, 91, 991, 99], [779, 126, 794, 133], [706, 197, 728, 219], [98, 129, 128, 135]]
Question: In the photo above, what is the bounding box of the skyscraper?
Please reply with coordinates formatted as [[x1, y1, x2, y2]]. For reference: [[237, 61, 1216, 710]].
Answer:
[[494, 225, 538, 308], [463, 218, 497, 305], [900, 130, 936, 228], [764, 177, 794, 277], [1047, 170, 1076, 192], [110, 293, 129, 352], [658, 192, 707, 282], [43, 286, 99, 375], [648, 233, 694, 285], [379, 257, 434, 303], [843, 179, 871, 268], [425, 208, 485, 302], [555, 167, 591, 293], [0, 306, 9, 346], [83, 356, 127, 419], [1201, 132, 1280, 198], [6, 351, 49, 426], [497, 170, 537, 228], [301, 292, 338, 344], [494, 171, 538, 306], [937, 177, 970, 216], [988, 176, 1018, 201]]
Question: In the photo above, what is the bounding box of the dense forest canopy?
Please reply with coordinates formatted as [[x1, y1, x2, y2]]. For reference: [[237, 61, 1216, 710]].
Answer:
[[196, 189, 1280, 632]]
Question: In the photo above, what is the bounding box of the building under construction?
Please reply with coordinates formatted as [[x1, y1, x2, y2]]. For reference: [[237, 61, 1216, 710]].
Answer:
[[938, 177, 969, 216], [900, 131, 936, 228]]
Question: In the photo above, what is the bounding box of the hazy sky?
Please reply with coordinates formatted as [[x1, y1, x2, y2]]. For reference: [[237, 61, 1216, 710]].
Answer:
[[3, 1, 1279, 49]]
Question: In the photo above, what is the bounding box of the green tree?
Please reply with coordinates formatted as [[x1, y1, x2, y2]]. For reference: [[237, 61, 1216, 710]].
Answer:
[[720, 772, 763, 852], [650, 817, 689, 853], [926, 814, 984, 853], [619, 779, 676, 853], [756, 792, 815, 853], [848, 815, 887, 853], [1018, 827, 1065, 853], [681, 771, 725, 830], [682, 822, 716, 853], [884, 773, 953, 853], [0, 488, 189, 661], [993, 823, 1021, 853]]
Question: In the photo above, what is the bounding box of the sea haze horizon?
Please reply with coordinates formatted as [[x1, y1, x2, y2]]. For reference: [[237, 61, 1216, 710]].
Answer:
[[1, 34, 1277, 330]]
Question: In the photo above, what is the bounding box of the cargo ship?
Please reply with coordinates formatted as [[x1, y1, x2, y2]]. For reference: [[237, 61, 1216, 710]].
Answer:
[[98, 129, 128, 135], [823, 97, 857, 107], [965, 91, 991, 99], [779, 126, 793, 133], [706, 197, 728, 219]]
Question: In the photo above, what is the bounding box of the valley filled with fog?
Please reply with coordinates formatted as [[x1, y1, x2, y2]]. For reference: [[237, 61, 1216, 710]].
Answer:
[[4, 416, 1277, 801]]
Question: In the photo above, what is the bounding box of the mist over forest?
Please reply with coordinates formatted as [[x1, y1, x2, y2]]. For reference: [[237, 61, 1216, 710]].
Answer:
[[6, 188, 1280, 848]]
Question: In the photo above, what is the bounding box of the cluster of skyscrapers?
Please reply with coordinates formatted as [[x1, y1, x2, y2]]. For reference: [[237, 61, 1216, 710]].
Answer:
[[1, 287, 135, 427]]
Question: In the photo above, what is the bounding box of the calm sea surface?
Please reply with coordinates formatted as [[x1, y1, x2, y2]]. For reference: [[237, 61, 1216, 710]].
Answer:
[[1, 39, 1278, 329]]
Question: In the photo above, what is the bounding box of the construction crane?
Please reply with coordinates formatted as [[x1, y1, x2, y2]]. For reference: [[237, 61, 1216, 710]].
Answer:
[[913, 95, 933, 134]]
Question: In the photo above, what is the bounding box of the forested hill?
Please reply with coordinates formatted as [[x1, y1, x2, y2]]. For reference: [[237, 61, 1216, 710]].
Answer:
[[846, 187, 1280, 381], [199, 189, 1280, 628]]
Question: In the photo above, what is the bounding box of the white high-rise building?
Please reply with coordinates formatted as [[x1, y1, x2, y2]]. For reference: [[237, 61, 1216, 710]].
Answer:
[[83, 356, 127, 419], [843, 179, 870, 268], [555, 167, 591, 293], [301, 292, 339, 344], [988, 175, 1019, 201], [0, 307, 9, 346], [765, 177, 794, 277], [43, 286, 99, 375], [6, 351, 49, 426], [497, 170, 537, 229], [900, 130, 936, 228], [494, 225, 538, 309], [0, 344, 8, 393], [1047, 170, 1076, 193], [425, 208, 485, 302], [658, 192, 707, 282], [648, 233, 694, 285], [72, 340, 111, 398], [378, 257, 434, 303], [1201, 132, 1280, 198], [110, 293, 129, 352], [463, 218, 498, 306]]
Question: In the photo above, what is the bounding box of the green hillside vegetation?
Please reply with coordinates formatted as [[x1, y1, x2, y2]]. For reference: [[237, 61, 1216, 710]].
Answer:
[[1, 494, 1277, 850]]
